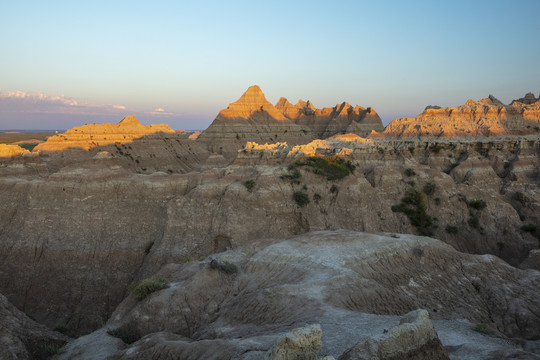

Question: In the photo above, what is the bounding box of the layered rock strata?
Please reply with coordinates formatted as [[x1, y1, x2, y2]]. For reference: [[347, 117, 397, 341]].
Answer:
[[197, 85, 384, 158], [375, 93, 540, 138]]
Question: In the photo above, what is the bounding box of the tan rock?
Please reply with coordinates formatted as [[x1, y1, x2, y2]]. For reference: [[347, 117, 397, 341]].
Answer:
[[0, 144, 29, 157], [264, 324, 322, 360], [375, 94, 540, 138]]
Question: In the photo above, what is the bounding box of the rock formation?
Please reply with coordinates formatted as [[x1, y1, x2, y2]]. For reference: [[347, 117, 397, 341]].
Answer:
[[0, 143, 29, 157], [338, 309, 449, 360], [35, 115, 176, 153], [59, 231, 540, 359], [375, 93, 540, 138], [197, 85, 384, 158]]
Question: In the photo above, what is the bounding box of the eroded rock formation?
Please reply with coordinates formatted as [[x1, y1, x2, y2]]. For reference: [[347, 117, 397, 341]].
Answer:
[[197, 85, 384, 158], [375, 93, 540, 138], [0, 144, 29, 157]]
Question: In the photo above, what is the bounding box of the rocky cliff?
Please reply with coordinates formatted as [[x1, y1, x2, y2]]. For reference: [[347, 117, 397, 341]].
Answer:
[[197, 86, 384, 158], [375, 93, 540, 138]]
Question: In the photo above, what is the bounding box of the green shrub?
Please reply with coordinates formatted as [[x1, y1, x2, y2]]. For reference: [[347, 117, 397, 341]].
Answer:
[[434, 197, 441, 205], [391, 189, 435, 236], [406, 180, 415, 187], [313, 193, 321, 202], [289, 156, 355, 181], [293, 191, 310, 207], [472, 323, 495, 335], [128, 276, 169, 300], [521, 223, 537, 232], [468, 199, 487, 210], [244, 179, 255, 192], [423, 182, 436, 196], [209, 259, 238, 274], [107, 324, 141, 344], [405, 168, 416, 177], [19, 143, 36, 151], [429, 144, 443, 153], [445, 225, 458, 234]]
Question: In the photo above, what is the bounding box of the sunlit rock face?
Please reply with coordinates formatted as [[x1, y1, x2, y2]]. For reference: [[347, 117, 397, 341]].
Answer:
[[34, 116, 176, 152], [197, 85, 384, 158], [373, 94, 540, 138], [0, 144, 29, 157]]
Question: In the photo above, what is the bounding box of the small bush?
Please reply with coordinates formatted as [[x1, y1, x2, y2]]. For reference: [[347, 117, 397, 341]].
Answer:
[[521, 223, 537, 232], [434, 197, 441, 205], [244, 179, 255, 192], [429, 144, 443, 153], [423, 182, 436, 196], [330, 184, 339, 194], [209, 259, 238, 274], [53, 324, 69, 334], [408, 146, 415, 154], [313, 193, 322, 202], [406, 180, 415, 187], [445, 225, 458, 234], [468, 199, 487, 210], [392, 189, 435, 236], [128, 276, 169, 300], [107, 324, 141, 344], [289, 156, 355, 181], [405, 168, 416, 177], [293, 191, 310, 207], [472, 323, 495, 335]]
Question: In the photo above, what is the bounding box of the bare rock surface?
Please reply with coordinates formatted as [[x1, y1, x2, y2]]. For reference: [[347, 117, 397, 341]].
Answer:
[[58, 231, 539, 359], [374, 94, 540, 138], [264, 324, 322, 360], [0, 292, 69, 360]]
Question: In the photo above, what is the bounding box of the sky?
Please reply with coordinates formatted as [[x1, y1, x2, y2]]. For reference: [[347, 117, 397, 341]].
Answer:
[[1, 0, 539, 130]]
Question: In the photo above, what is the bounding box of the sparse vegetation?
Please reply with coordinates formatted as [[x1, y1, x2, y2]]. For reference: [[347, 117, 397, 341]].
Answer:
[[406, 180, 415, 187], [293, 190, 310, 207], [405, 168, 416, 177], [128, 276, 169, 300], [391, 189, 435, 236], [429, 144, 443, 153], [423, 182, 436, 195], [408, 146, 415, 154], [288, 156, 355, 181], [434, 197, 441, 205], [445, 225, 458, 234], [209, 259, 238, 274], [45, 343, 65, 356], [244, 179, 255, 192], [472, 323, 495, 335], [107, 324, 141, 344], [468, 199, 487, 210]]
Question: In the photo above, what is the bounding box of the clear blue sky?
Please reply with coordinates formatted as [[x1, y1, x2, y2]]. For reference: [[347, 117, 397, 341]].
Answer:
[[1, 0, 539, 130]]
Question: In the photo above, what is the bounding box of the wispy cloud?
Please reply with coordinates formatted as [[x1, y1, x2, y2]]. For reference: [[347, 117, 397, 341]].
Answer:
[[146, 107, 175, 116]]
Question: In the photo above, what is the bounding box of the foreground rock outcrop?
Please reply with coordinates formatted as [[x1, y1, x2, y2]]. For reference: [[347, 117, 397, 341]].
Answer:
[[338, 310, 449, 360], [197, 85, 384, 158], [375, 93, 540, 138], [0, 143, 29, 157], [58, 231, 539, 359]]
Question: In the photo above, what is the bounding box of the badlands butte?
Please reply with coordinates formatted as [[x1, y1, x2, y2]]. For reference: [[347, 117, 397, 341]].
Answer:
[[1, 85, 540, 359]]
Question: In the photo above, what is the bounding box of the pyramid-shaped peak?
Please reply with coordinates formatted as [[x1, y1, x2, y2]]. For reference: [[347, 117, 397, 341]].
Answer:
[[231, 85, 269, 107], [118, 115, 142, 126], [276, 97, 294, 109]]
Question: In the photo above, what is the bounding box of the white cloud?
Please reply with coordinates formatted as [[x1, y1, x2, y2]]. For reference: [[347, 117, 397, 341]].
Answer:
[[0, 90, 79, 107], [112, 105, 126, 110], [154, 108, 165, 112]]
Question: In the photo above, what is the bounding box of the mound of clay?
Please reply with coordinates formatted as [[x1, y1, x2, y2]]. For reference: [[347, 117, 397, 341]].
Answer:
[[197, 85, 383, 158], [375, 93, 540, 138]]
